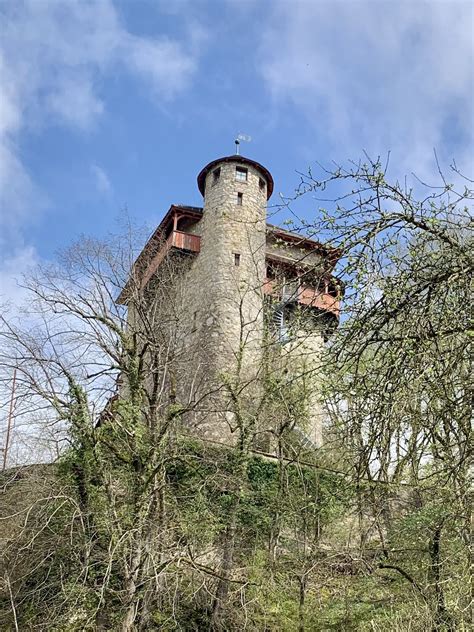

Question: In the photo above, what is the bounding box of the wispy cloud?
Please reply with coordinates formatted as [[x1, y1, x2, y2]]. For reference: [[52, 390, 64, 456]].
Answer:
[[91, 164, 113, 197], [0, 0, 201, 255], [0, 246, 40, 309], [124, 34, 197, 100], [259, 0, 474, 179]]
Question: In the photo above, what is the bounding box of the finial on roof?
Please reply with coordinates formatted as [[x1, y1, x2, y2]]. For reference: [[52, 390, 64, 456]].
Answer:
[[235, 133, 251, 155]]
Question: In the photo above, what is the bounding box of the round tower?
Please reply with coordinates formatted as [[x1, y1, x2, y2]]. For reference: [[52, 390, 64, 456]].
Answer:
[[189, 155, 273, 439], [197, 155, 273, 201], [197, 155, 273, 352]]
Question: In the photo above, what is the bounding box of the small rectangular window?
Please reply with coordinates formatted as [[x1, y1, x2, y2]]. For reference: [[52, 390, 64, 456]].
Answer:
[[234, 253, 241, 266], [235, 167, 248, 182], [212, 168, 221, 185], [259, 178, 266, 191], [236, 192, 243, 205]]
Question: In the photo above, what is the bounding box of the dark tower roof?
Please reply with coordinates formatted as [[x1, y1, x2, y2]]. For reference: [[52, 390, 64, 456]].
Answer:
[[197, 155, 274, 200]]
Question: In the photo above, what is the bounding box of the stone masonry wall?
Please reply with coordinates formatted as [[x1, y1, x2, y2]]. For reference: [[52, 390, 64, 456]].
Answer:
[[127, 158, 329, 449], [177, 159, 268, 442], [285, 326, 325, 447]]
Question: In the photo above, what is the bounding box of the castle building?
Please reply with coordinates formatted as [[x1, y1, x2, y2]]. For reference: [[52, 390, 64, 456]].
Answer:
[[118, 154, 342, 449]]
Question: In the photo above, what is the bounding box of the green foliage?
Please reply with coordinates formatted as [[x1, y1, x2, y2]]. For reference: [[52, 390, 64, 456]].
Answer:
[[2, 157, 471, 630]]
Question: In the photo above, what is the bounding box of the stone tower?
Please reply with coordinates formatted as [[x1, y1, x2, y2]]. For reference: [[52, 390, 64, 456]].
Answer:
[[185, 156, 274, 440], [118, 152, 342, 448], [196, 157, 272, 367]]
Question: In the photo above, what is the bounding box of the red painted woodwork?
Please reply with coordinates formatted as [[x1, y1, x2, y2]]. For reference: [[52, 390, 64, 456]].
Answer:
[[141, 230, 201, 289], [263, 279, 340, 318], [171, 230, 201, 252]]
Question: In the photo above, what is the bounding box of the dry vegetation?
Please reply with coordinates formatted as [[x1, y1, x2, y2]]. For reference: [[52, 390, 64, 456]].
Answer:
[[1, 157, 472, 630]]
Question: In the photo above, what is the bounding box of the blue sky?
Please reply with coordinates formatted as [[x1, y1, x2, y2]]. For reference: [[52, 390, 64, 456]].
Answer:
[[1, 0, 473, 304]]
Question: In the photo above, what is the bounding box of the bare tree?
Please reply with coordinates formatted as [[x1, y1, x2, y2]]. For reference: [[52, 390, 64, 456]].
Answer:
[[0, 223, 213, 630], [287, 155, 473, 629], [2, 154, 471, 631]]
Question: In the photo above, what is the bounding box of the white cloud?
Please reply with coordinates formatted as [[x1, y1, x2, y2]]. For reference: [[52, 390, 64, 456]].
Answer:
[[124, 35, 197, 99], [48, 75, 105, 130], [91, 164, 113, 197], [0, 246, 40, 309], [259, 0, 474, 179], [0, 0, 201, 251], [0, 141, 47, 250]]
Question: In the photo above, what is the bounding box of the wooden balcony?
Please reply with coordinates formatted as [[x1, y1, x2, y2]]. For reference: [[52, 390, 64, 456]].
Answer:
[[299, 284, 340, 317], [170, 230, 201, 252], [264, 279, 340, 318], [141, 230, 201, 289]]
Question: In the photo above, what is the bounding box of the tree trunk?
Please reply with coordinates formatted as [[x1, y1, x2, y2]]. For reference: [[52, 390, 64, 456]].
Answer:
[[298, 575, 306, 632], [430, 524, 453, 631], [210, 506, 239, 629]]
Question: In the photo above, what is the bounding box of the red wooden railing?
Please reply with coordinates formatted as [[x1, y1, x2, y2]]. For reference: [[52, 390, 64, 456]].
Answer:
[[170, 230, 201, 252], [263, 280, 340, 318], [141, 230, 201, 289], [299, 284, 340, 316]]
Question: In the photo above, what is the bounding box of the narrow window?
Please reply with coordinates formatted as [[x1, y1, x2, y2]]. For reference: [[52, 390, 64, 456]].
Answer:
[[234, 253, 241, 267], [235, 166, 248, 182], [212, 168, 221, 185], [259, 178, 266, 191], [236, 192, 243, 205], [192, 310, 198, 331]]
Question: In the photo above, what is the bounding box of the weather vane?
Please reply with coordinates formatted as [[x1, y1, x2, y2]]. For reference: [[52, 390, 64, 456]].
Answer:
[[234, 133, 251, 155]]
